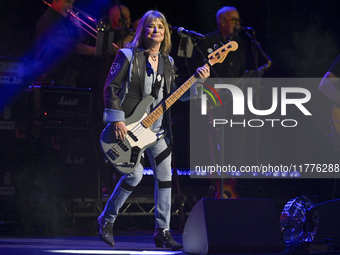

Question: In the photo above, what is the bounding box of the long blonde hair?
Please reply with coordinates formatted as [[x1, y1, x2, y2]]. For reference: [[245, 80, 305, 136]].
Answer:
[[129, 10, 171, 56]]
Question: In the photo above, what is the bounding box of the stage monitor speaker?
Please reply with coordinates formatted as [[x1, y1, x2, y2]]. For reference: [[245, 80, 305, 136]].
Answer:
[[314, 199, 340, 242], [182, 198, 285, 254]]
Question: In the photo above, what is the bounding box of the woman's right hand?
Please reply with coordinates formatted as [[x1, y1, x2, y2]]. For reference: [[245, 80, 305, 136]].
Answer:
[[113, 121, 129, 140]]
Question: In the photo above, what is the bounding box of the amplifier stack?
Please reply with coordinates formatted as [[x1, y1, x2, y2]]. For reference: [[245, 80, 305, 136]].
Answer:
[[30, 85, 94, 126], [1, 81, 102, 227]]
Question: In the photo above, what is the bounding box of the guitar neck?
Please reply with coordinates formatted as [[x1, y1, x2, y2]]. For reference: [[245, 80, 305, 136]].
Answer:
[[142, 63, 209, 128], [140, 41, 238, 128]]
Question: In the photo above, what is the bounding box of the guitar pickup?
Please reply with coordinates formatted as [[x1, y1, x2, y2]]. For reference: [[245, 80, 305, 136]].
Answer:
[[118, 141, 129, 152], [108, 147, 120, 158], [128, 131, 138, 142]]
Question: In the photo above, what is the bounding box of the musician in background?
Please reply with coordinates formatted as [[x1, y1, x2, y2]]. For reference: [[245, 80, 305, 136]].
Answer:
[[109, 4, 140, 48], [98, 10, 210, 249], [191, 6, 246, 78], [319, 55, 340, 103], [35, 0, 96, 87], [109, 4, 131, 29]]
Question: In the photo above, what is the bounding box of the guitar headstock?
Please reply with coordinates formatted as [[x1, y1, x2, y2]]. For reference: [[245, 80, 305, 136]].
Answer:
[[207, 41, 238, 66]]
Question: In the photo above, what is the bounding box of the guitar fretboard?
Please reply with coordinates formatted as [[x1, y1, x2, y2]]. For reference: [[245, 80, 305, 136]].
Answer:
[[141, 41, 237, 128]]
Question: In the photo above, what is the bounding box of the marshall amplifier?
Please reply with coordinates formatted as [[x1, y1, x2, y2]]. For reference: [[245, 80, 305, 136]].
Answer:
[[30, 85, 93, 125]]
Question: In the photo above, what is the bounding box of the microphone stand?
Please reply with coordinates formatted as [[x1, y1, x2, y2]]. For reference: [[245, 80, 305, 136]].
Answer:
[[190, 36, 228, 199], [117, 4, 128, 48], [243, 29, 272, 165], [244, 29, 272, 74]]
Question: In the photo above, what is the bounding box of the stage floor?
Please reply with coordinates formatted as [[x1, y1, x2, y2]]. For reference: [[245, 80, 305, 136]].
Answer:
[[1, 232, 179, 255], [0, 232, 292, 255]]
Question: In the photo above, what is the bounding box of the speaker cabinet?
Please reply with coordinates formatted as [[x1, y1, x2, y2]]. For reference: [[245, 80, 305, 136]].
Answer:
[[0, 89, 31, 221], [34, 126, 100, 199], [182, 198, 285, 254]]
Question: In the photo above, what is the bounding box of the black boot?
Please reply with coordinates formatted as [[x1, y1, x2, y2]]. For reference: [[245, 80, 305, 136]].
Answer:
[[153, 228, 183, 251], [99, 219, 114, 246]]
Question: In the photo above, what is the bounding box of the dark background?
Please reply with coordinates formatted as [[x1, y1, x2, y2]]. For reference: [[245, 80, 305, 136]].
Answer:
[[1, 0, 340, 232], [1, 0, 340, 77]]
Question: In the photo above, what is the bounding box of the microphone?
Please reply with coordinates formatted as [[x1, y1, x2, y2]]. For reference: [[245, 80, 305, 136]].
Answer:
[[175, 27, 205, 40], [241, 26, 254, 31], [236, 26, 255, 32]]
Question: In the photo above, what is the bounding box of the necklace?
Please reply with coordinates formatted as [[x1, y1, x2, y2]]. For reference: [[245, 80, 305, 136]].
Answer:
[[147, 49, 159, 61]]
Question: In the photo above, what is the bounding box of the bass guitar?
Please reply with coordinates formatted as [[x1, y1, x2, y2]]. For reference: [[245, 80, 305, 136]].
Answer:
[[100, 41, 238, 174]]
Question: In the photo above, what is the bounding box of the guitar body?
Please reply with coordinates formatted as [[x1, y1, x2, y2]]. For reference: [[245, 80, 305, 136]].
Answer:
[[331, 105, 340, 150], [100, 96, 165, 174]]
